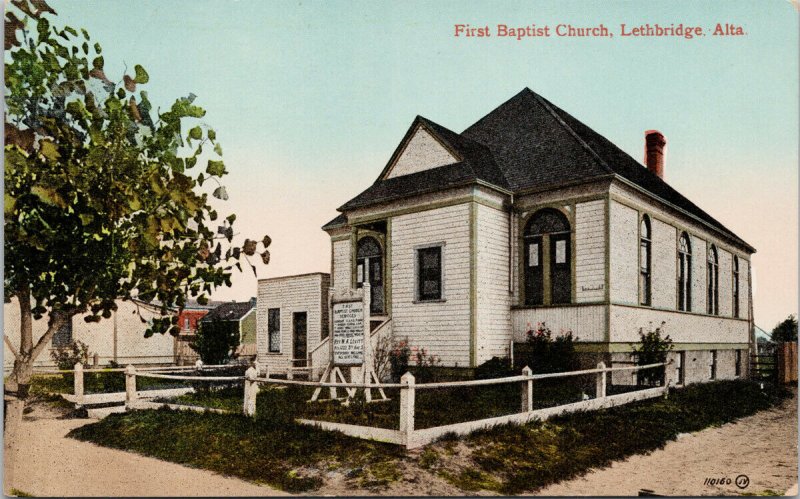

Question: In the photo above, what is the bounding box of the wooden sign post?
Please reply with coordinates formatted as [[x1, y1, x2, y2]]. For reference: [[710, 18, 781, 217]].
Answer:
[[311, 283, 387, 403]]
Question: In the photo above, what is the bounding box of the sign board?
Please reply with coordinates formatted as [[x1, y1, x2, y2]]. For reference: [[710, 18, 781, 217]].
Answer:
[[332, 300, 365, 366]]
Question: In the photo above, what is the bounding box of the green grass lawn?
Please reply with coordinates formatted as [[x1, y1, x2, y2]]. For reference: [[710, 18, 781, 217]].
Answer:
[[162, 375, 595, 430], [67, 379, 790, 494]]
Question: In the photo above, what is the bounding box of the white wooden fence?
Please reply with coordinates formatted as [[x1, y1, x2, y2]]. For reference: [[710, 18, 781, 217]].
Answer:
[[43, 361, 668, 450]]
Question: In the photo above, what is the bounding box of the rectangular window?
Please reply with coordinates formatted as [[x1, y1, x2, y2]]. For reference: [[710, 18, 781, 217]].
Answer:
[[676, 351, 686, 385], [710, 350, 717, 380], [554, 239, 566, 264], [268, 308, 281, 353], [51, 320, 73, 348], [733, 267, 740, 319], [735, 349, 742, 377], [417, 246, 442, 301], [528, 243, 539, 267], [640, 240, 651, 306], [356, 263, 364, 284]]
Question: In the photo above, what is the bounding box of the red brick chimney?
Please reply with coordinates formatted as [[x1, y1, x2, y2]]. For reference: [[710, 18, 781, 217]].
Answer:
[[644, 130, 667, 179]]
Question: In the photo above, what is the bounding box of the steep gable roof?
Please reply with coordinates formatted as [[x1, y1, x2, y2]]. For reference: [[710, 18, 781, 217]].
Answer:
[[333, 89, 753, 251], [464, 89, 752, 251], [338, 116, 508, 211]]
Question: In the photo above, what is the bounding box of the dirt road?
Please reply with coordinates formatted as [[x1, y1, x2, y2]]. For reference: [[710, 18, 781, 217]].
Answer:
[[4, 404, 284, 497], [536, 390, 798, 496]]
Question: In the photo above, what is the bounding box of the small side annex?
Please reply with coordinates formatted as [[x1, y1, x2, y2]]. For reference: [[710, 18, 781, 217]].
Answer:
[[256, 273, 330, 375]]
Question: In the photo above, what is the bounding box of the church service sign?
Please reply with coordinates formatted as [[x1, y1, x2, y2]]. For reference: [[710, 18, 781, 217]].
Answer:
[[332, 300, 365, 366]]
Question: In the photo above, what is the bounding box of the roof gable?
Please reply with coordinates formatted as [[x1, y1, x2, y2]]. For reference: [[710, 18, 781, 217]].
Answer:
[[381, 121, 460, 179]]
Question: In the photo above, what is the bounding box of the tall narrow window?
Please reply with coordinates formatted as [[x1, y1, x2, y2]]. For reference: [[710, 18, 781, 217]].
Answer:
[[524, 208, 571, 305], [268, 308, 281, 353], [707, 245, 719, 315], [417, 246, 442, 301], [709, 350, 717, 380], [357, 236, 384, 314], [639, 215, 652, 306], [677, 232, 692, 311], [732, 256, 740, 318], [735, 349, 742, 377]]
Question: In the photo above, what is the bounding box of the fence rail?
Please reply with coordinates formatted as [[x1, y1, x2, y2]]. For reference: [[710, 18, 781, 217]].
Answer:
[[56, 360, 668, 450]]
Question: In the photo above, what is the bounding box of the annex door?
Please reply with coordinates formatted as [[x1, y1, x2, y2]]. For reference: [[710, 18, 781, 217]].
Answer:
[[293, 312, 308, 368], [356, 236, 384, 315]]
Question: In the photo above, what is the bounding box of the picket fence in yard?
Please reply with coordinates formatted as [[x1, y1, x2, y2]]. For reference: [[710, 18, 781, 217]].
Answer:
[[41, 360, 670, 449]]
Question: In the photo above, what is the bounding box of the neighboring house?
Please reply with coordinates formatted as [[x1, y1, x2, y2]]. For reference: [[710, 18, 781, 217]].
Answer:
[[256, 273, 330, 375], [199, 298, 258, 360], [258, 88, 754, 386], [173, 299, 219, 365], [3, 298, 176, 371]]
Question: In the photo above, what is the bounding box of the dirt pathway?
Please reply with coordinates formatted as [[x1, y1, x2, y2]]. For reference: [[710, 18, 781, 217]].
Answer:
[[4, 405, 285, 497], [536, 390, 798, 496]]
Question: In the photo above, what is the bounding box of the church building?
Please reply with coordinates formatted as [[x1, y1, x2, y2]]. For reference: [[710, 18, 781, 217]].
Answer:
[[256, 88, 754, 385]]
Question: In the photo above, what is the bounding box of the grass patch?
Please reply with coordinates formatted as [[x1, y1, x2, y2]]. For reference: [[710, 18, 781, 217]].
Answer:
[[68, 403, 405, 493], [9, 488, 34, 497], [68, 379, 789, 494], [446, 380, 790, 494]]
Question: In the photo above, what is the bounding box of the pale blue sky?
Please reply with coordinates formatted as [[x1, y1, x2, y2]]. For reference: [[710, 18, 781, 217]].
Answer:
[[47, 1, 798, 328]]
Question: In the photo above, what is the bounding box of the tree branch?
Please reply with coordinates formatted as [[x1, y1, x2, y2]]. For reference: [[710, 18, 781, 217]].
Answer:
[[29, 311, 68, 361], [4, 335, 20, 359]]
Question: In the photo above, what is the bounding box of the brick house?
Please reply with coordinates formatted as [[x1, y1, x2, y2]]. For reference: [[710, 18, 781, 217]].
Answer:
[[258, 88, 754, 385]]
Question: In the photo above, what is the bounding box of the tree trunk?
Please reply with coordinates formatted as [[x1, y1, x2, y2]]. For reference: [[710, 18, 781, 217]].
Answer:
[[4, 290, 67, 493]]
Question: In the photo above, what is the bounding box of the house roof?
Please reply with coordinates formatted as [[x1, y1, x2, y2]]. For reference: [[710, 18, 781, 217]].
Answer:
[[199, 300, 255, 323], [333, 88, 754, 252]]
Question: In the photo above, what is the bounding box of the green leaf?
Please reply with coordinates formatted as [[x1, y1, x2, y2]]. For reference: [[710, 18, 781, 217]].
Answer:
[[31, 186, 67, 208], [188, 126, 202, 141], [207, 129, 216, 142], [79, 213, 94, 226], [226, 214, 236, 224], [94, 42, 102, 54], [206, 160, 225, 176], [37, 18, 50, 44], [39, 140, 61, 161], [81, 28, 90, 40], [92, 56, 104, 70], [5, 194, 17, 216], [133, 64, 149, 84], [212, 186, 228, 200], [213, 143, 223, 156], [116, 87, 126, 99]]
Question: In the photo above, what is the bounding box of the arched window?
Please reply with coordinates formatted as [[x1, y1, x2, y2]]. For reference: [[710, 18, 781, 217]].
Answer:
[[524, 208, 571, 305], [707, 245, 719, 315], [356, 236, 384, 314], [732, 256, 740, 318], [639, 215, 652, 306], [677, 232, 692, 311]]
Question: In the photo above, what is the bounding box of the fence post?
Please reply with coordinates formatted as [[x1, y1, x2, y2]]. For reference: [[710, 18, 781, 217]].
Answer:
[[125, 364, 138, 409], [521, 366, 533, 412], [243, 366, 258, 417], [287, 359, 294, 380], [73, 362, 84, 406], [596, 362, 607, 398], [93, 353, 99, 368], [399, 372, 416, 448]]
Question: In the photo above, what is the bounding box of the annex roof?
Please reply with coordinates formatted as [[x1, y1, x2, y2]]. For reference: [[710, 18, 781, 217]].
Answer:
[[199, 300, 255, 323]]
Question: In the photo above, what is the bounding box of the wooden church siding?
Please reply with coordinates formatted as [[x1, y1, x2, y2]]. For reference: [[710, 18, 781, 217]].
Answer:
[[390, 203, 472, 367], [609, 200, 639, 305], [574, 199, 606, 303]]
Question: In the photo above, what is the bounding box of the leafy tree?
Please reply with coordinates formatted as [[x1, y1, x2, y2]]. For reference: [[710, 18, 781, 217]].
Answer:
[[631, 321, 674, 386], [3, 0, 270, 479], [771, 315, 798, 343], [190, 319, 241, 365]]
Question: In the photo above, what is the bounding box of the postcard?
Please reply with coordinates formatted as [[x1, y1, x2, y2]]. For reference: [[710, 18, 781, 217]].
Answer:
[[4, 0, 798, 496]]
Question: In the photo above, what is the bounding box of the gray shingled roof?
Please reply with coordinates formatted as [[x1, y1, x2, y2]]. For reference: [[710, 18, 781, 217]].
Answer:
[[327, 88, 753, 251], [200, 300, 255, 323]]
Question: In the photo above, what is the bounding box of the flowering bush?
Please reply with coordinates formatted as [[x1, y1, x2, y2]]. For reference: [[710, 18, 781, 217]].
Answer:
[[413, 346, 441, 383], [50, 340, 91, 371], [522, 322, 578, 374], [389, 340, 411, 382], [632, 321, 673, 386]]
